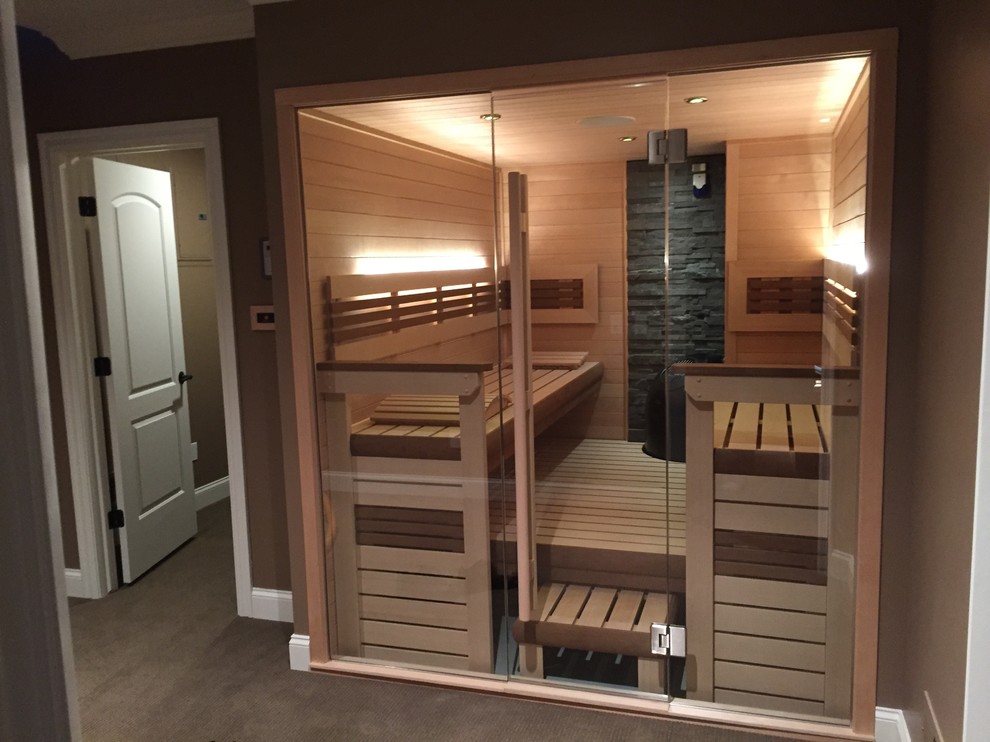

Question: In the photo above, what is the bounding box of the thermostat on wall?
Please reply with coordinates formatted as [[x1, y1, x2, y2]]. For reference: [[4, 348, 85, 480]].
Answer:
[[250, 305, 275, 331]]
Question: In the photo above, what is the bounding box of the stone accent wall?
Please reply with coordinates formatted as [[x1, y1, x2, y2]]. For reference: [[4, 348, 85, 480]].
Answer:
[[626, 156, 726, 440]]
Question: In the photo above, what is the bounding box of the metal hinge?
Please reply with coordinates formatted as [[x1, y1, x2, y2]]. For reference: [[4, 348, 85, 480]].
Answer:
[[78, 196, 97, 217], [94, 356, 111, 377], [107, 508, 125, 529], [647, 129, 688, 165], [650, 623, 686, 657]]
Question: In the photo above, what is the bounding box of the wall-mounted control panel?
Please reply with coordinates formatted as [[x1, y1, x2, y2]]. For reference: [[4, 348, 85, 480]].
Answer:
[[250, 305, 275, 331]]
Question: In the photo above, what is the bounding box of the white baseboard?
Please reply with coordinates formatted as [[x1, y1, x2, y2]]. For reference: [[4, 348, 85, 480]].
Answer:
[[876, 707, 911, 742], [288, 633, 311, 672], [195, 476, 230, 510], [64, 568, 85, 599], [250, 587, 293, 623]]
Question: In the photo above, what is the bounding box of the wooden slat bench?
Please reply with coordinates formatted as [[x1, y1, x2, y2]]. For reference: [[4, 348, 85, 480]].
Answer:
[[491, 438, 686, 593], [344, 361, 604, 461], [513, 582, 680, 693]]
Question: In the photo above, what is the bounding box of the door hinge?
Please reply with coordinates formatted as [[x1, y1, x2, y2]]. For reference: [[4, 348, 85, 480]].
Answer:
[[93, 356, 111, 377], [78, 196, 97, 217], [650, 623, 686, 657], [647, 129, 688, 165], [107, 508, 125, 529]]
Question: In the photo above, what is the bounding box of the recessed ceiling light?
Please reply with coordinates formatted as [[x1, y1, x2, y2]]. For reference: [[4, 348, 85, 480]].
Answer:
[[480, 113, 501, 121], [619, 136, 637, 142], [684, 96, 708, 105], [819, 117, 832, 123]]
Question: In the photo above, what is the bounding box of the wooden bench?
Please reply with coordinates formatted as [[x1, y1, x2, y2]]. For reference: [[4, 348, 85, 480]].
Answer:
[[513, 582, 680, 693], [342, 361, 604, 461]]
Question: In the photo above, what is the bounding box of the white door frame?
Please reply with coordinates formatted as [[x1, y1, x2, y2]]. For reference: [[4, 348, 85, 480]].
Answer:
[[39, 118, 252, 616]]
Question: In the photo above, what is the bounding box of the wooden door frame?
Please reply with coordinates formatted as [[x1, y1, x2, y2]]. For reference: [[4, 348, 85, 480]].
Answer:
[[273, 28, 897, 738], [39, 119, 253, 616]]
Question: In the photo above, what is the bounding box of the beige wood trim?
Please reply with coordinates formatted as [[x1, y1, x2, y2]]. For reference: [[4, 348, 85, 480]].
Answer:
[[458, 383, 494, 673], [824, 407, 860, 718], [325, 393, 359, 655], [310, 659, 873, 741], [276, 100, 330, 661], [273, 27, 898, 738], [685, 375, 842, 406], [685, 395, 715, 701], [848, 43, 896, 736]]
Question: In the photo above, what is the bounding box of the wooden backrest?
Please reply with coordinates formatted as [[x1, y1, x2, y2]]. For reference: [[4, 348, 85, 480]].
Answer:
[[326, 268, 498, 361], [324, 263, 600, 361]]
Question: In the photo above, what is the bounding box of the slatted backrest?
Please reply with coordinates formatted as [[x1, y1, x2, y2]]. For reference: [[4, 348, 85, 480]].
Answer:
[[746, 276, 824, 315], [822, 259, 859, 367], [324, 264, 600, 360], [326, 268, 498, 361]]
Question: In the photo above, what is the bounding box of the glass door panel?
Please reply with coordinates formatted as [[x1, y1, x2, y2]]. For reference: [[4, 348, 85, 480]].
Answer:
[[491, 77, 676, 695], [667, 58, 869, 722], [300, 92, 512, 679]]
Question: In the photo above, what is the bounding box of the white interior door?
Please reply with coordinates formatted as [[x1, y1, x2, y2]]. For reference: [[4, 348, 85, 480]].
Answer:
[[84, 157, 197, 583]]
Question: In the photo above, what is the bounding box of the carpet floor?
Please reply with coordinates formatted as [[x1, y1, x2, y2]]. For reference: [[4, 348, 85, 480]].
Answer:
[[69, 500, 802, 741]]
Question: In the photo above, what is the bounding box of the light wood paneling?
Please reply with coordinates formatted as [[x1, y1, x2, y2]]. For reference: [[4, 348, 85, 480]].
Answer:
[[318, 58, 866, 166], [825, 64, 869, 368], [526, 162, 626, 440], [299, 110, 496, 363], [725, 136, 831, 364]]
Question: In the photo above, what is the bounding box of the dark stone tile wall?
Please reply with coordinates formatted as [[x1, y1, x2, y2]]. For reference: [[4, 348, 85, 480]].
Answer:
[[627, 156, 726, 440]]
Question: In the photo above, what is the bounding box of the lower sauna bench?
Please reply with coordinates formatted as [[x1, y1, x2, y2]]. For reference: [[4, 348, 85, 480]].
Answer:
[[491, 438, 686, 593], [513, 583, 680, 693]]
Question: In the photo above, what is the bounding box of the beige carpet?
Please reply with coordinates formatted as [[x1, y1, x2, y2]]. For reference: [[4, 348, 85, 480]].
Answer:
[[68, 500, 800, 741]]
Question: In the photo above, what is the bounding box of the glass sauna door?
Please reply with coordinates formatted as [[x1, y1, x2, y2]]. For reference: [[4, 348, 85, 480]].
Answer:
[[490, 77, 678, 696], [301, 92, 516, 680], [666, 58, 868, 722]]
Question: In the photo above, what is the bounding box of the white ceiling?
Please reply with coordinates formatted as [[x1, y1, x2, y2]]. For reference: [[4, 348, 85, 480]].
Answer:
[[319, 57, 868, 167], [14, 0, 287, 59]]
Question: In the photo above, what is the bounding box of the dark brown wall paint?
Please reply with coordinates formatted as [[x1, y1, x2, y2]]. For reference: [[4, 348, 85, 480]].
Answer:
[[252, 0, 941, 721], [18, 36, 291, 589], [884, 0, 989, 738]]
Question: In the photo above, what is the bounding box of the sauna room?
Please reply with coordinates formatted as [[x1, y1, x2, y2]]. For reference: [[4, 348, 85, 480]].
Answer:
[[299, 55, 869, 723]]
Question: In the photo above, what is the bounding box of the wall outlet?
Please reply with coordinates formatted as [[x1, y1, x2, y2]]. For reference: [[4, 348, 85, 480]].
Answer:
[[923, 691, 945, 742]]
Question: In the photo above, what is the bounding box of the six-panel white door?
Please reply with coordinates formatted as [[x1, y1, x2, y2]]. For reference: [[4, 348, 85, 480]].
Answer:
[[87, 157, 197, 582]]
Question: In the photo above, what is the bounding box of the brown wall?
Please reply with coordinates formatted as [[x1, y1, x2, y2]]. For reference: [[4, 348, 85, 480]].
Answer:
[[252, 0, 940, 720], [881, 0, 990, 738], [18, 36, 291, 590]]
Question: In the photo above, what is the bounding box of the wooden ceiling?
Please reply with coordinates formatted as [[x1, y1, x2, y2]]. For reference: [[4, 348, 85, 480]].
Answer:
[[316, 57, 867, 167]]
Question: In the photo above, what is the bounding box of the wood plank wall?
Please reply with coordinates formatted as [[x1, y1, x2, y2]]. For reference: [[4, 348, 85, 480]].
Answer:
[[299, 111, 500, 465], [524, 162, 627, 440], [299, 110, 497, 363], [724, 136, 831, 365], [825, 66, 870, 367]]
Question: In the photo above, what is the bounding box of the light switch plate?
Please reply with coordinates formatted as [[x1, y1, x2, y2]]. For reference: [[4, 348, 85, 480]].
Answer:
[[190, 442, 198, 461]]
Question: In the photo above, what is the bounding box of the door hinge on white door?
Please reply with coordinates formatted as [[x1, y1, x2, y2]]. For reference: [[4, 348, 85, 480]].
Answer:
[[107, 508, 125, 529], [78, 196, 97, 217], [647, 129, 688, 165], [93, 356, 111, 377]]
